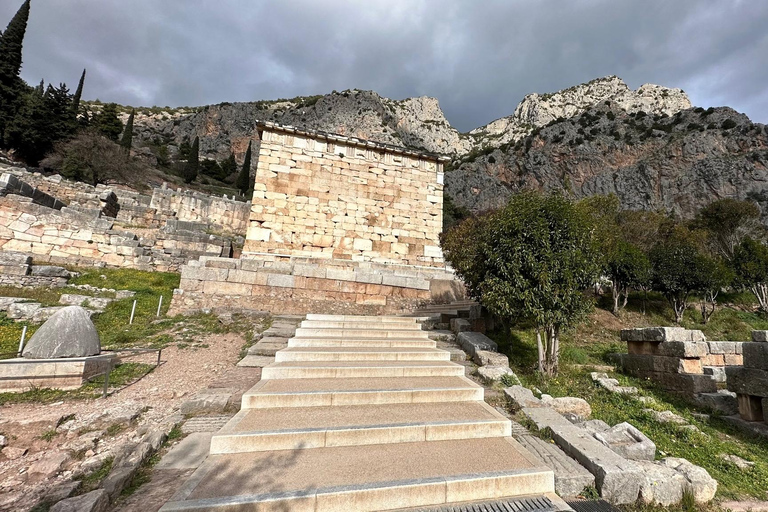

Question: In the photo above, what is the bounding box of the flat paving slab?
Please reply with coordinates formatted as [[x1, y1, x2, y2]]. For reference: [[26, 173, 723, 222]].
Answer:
[[228, 402, 503, 433], [182, 416, 234, 434], [156, 433, 213, 470], [248, 376, 480, 393], [186, 438, 541, 501]]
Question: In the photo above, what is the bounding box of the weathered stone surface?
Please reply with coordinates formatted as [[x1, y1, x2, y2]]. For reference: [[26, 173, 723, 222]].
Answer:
[[655, 341, 708, 358], [44, 480, 81, 503], [727, 366, 768, 397], [646, 410, 688, 425], [659, 457, 717, 503], [752, 330, 768, 342], [548, 421, 643, 504], [450, 318, 470, 334], [237, 355, 274, 367], [476, 365, 517, 384], [457, 331, 497, 357], [101, 466, 137, 499], [1, 446, 27, 459], [504, 385, 543, 410], [694, 391, 739, 416], [743, 342, 768, 370], [22, 306, 101, 359], [179, 389, 232, 415], [30, 265, 71, 278], [473, 349, 509, 367], [50, 489, 109, 512], [720, 454, 755, 470], [27, 451, 70, 479], [515, 434, 595, 498], [541, 395, 592, 419], [635, 459, 687, 506], [592, 422, 655, 461], [591, 372, 637, 395]]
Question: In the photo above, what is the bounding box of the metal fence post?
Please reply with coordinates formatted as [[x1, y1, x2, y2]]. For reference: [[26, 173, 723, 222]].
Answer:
[[102, 367, 111, 398], [156, 295, 163, 317], [129, 300, 137, 325], [156, 349, 162, 367], [17, 326, 27, 356]]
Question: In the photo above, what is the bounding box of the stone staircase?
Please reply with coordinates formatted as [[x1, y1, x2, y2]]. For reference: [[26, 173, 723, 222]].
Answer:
[[160, 314, 566, 512]]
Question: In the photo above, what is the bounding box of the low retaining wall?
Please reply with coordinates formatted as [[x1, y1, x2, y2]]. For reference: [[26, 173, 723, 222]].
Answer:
[[169, 255, 464, 316], [726, 331, 768, 424], [618, 327, 743, 396]]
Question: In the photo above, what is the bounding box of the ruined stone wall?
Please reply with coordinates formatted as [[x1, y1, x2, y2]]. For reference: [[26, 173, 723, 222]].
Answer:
[[0, 196, 231, 272], [243, 123, 446, 266], [726, 331, 768, 424], [149, 187, 250, 234], [170, 255, 461, 316]]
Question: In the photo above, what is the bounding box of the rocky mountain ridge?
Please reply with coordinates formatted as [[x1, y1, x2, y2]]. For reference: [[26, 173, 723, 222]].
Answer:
[[116, 75, 689, 162], [446, 105, 768, 222]]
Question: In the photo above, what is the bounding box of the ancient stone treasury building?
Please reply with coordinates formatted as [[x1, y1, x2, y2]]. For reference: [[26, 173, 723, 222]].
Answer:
[[171, 122, 462, 315]]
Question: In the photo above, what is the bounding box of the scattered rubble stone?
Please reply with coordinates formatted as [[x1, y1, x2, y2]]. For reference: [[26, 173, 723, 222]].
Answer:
[[590, 422, 656, 461], [645, 409, 688, 425], [504, 385, 543, 410], [515, 434, 595, 498], [591, 372, 637, 394], [476, 365, 518, 384], [50, 489, 109, 512], [473, 349, 509, 367], [27, 451, 71, 480], [659, 457, 718, 503], [720, 454, 755, 470], [541, 395, 592, 419], [1, 446, 28, 459]]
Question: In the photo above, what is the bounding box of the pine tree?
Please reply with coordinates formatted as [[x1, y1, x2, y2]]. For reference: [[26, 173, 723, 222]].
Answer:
[[120, 108, 134, 155], [71, 68, 85, 113], [92, 102, 123, 141], [182, 136, 199, 183], [236, 140, 252, 196], [0, 0, 31, 147]]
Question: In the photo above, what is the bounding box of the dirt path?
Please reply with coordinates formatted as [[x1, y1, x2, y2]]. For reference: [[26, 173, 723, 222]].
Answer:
[[0, 331, 260, 512]]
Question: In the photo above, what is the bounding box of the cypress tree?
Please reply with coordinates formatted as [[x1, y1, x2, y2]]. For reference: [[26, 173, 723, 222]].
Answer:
[[236, 140, 252, 195], [0, 0, 31, 147], [220, 152, 237, 177], [183, 136, 199, 183], [71, 68, 85, 113], [120, 108, 134, 154]]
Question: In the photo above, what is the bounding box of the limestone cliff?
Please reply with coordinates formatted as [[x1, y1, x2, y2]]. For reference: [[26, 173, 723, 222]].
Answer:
[[446, 105, 768, 222]]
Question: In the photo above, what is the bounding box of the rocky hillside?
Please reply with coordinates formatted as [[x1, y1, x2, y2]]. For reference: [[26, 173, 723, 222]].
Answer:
[[106, 75, 768, 224], [446, 104, 768, 220], [120, 90, 469, 162]]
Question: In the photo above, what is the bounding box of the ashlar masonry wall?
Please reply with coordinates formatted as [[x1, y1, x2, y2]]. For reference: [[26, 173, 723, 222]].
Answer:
[[243, 122, 446, 266]]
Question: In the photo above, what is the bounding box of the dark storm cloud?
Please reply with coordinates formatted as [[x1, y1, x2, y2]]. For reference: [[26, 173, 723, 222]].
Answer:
[[1, 0, 766, 131]]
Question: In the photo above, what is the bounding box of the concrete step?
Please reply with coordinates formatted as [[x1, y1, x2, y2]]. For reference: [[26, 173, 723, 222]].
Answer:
[[211, 402, 511, 453], [241, 376, 484, 409], [261, 360, 466, 379], [306, 314, 418, 323], [294, 327, 430, 339], [275, 347, 451, 362], [289, 337, 437, 348], [160, 437, 553, 512], [300, 320, 425, 330]]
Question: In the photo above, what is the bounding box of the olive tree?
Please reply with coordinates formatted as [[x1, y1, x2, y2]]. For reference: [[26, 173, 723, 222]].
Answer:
[[694, 198, 761, 261], [606, 240, 651, 316], [733, 237, 768, 313], [444, 192, 601, 376]]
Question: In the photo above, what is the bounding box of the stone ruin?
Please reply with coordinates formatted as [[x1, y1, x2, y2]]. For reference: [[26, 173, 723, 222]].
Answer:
[[171, 122, 463, 315], [0, 162, 249, 272], [619, 327, 740, 414], [0, 306, 114, 392], [726, 331, 768, 425]]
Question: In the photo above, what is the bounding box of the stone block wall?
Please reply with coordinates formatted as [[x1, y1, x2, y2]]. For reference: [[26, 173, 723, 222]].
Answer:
[[0, 251, 71, 288], [0, 197, 231, 272], [243, 122, 446, 266], [169, 255, 461, 316], [726, 331, 768, 424], [149, 186, 250, 235], [618, 327, 739, 396]]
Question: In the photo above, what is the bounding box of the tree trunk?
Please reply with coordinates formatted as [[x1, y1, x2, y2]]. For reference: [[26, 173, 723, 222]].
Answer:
[[538, 325, 559, 377], [611, 280, 620, 316], [536, 328, 544, 373], [752, 283, 768, 313]]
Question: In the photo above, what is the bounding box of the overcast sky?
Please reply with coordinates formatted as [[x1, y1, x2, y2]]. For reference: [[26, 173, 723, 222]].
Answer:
[[2, 1, 766, 132]]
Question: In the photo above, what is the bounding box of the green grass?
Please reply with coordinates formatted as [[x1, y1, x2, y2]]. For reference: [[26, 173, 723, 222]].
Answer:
[[76, 456, 113, 493], [490, 295, 768, 503]]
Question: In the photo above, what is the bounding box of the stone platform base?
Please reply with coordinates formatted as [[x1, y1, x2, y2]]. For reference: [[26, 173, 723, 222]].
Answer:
[[169, 255, 464, 316], [0, 353, 115, 392]]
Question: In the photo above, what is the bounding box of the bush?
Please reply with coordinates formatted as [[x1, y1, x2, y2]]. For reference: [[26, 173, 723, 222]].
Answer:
[[41, 130, 152, 186], [721, 119, 737, 130]]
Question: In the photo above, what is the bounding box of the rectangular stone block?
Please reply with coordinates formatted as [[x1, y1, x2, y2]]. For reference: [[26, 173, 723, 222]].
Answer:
[[743, 342, 768, 370], [627, 340, 660, 355], [655, 341, 708, 358], [266, 273, 295, 288], [620, 329, 644, 342], [707, 341, 738, 355], [726, 366, 768, 397], [752, 330, 768, 342], [737, 394, 764, 422]]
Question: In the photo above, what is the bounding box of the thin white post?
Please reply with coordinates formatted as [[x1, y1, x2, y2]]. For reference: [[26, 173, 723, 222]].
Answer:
[[129, 300, 137, 325], [17, 326, 27, 355], [156, 296, 163, 317]]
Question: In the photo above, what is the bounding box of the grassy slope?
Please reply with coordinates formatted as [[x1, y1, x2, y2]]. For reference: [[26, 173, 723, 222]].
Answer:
[[489, 292, 768, 506]]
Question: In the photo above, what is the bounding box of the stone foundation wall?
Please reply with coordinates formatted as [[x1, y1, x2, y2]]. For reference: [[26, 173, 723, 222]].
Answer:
[[169, 255, 464, 316], [726, 331, 768, 424], [243, 123, 447, 266], [0, 197, 231, 272], [0, 354, 115, 392], [618, 327, 741, 396]]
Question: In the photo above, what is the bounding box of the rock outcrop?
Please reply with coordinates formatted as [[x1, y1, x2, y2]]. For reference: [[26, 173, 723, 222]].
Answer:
[[446, 105, 768, 218]]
